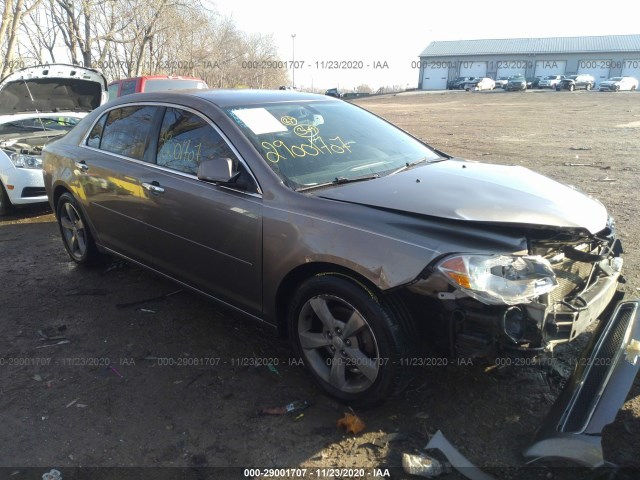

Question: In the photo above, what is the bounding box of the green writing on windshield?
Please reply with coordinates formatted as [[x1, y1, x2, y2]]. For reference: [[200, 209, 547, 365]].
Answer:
[[261, 135, 353, 163]]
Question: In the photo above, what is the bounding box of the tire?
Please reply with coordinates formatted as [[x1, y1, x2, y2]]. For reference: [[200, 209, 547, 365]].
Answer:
[[631, 85, 637, 91], [287, 275, 408, 407], [56, 192, 103, 265], [586, 83, 592, 91], [0, 181, 12, 216], [569, 84, 575, 91]]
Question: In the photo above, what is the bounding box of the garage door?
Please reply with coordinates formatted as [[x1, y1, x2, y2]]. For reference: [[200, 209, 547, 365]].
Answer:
[[622, 59, 640, 81], [535, 60, 567, 78], [577, 60, 610, 86], [459, 61, 487, 78], [421, 65, 449, 90], [496, 61, 527, 79]]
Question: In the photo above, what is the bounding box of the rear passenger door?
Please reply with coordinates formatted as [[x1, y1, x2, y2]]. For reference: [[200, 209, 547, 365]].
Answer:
[[81, 105, 161, 264], [140, 106, 264, 316]]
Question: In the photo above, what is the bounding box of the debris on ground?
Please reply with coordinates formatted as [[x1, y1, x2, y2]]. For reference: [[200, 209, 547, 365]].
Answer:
[[108, 364, 124, 379], [569, 146, 592, 151], [35, 340, 70, 349], [42, 469, 62, 480], [266, 363, 280, 376], [337, 412, 366, 435], [425, 430, 496, 480], [259, 400, 310, 416], [402, 452, 449, 478], [116, 289, 183, 308]]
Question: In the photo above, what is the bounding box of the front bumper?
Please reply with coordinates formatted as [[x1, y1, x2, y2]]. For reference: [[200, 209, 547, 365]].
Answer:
[[524, 299, 640, 467], [0, 165, 47, 205]]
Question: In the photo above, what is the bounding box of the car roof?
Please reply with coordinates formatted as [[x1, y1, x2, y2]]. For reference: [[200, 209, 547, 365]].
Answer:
[[104, 89, 336, 108]]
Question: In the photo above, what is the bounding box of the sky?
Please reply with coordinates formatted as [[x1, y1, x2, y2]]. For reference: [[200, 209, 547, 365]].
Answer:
[[210, 0, 640, 91]]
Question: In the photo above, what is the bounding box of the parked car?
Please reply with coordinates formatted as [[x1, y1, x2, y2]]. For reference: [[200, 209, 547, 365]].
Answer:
[[527, 77, 542, 89], [505, 75, 527, 91], [324, 88, 342, 98], [449, 77, 476, 90], [538, 75, 565, 89], [598, 76, 638, 91], [464, 77, 495, 91], [0, 64, 107, 215], [560, 74, 595, 91], [43, 90, 624, 407], [494, 77, 509, 89], [107, 75, 207, 100]]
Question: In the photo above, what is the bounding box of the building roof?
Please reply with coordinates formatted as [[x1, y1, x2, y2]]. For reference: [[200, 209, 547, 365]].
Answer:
[[419, 34, 640, 57]]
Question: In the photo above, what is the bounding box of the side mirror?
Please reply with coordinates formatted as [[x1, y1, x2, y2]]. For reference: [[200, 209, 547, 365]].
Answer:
[[197, 158, 239, 183]]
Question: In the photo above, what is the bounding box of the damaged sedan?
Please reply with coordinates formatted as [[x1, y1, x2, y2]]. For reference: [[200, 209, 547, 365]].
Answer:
[[0, 64, 107, 215], [42, 90, 625, 406]]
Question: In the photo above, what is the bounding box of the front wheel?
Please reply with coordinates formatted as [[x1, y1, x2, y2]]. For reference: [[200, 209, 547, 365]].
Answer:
[[569, 84, 575, 91], [586, 83, 592, 91], [288, 275, 408, 407], [56, 192, 103, 265]]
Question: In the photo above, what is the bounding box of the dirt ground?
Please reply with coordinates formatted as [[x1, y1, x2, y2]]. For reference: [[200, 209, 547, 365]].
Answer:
[[1, 89, 639, 480]]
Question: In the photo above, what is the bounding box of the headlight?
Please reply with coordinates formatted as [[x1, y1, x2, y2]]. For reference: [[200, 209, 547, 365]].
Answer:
[[436, 254, 557, 305], [10, 153, 42, 169]]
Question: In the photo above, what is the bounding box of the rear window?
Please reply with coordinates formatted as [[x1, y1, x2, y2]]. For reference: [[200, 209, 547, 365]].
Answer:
[[142, 79, 207, 93]]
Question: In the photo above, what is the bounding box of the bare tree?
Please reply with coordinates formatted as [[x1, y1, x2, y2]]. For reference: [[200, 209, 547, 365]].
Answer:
[[1, 0, 42, 77]]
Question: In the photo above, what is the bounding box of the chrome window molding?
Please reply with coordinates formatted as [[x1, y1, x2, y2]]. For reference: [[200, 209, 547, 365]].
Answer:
[[79, 101, 263, 196]]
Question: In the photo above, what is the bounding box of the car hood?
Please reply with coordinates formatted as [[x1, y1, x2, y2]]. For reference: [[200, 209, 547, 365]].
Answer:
[[316, 159, 608, 235], [0, 64, 108, 115]]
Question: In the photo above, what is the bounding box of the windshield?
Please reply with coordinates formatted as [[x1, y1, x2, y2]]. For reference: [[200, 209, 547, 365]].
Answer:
[[225, 101, 441, 190], [0, 116, 81, 136]]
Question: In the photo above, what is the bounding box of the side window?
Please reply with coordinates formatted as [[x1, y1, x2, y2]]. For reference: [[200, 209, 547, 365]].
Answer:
[[107, 83, 119, 100], [100, 106, 156, 160], [157, 108, 236, 175], [86, 113, 108, 148], [120, 80, 137, 96]]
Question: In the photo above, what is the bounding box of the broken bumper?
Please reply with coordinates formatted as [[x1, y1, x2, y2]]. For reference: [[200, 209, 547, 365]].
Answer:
[[524, 299, 640, 467]]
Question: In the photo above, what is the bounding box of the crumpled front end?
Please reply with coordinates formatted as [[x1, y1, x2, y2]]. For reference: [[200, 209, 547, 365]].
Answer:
[[407, 219, 623, 359]]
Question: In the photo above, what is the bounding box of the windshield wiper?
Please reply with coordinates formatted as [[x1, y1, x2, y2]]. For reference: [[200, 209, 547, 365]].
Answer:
[[333, 174, 379, 184], [391, 156, 443, 175], [297, 174, 379, 192]]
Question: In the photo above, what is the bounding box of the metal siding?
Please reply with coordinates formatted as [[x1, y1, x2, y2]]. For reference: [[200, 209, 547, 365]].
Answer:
[[420, 35, 640, 57]]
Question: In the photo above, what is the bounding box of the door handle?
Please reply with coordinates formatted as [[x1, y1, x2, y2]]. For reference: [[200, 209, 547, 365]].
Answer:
[[74, 161, 89, 171], [142, 182, 165, 194]]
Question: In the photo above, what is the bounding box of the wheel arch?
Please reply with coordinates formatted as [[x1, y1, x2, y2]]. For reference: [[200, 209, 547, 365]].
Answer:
[[275, 262, 384, 339], [52, 184, 72, 213]]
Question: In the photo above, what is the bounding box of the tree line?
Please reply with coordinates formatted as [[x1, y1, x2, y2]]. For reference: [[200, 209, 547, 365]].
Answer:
[[0, 0, 288, 88]]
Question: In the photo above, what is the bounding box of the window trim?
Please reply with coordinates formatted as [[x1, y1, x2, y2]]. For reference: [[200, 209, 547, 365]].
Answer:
[[80, 101, 262, 196]]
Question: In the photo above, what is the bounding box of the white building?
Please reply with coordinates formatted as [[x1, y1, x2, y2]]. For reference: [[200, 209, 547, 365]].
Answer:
[[418, 34, 640, 89]]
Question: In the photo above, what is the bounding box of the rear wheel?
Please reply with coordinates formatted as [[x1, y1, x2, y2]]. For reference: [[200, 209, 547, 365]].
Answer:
[[631, 85, 637, 91], [0, 182, 12, 216], [288, 275, 408, 407], [569, 84, 575, 91], [586, 83, 592, 91], [56, 192, 103, 265]]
